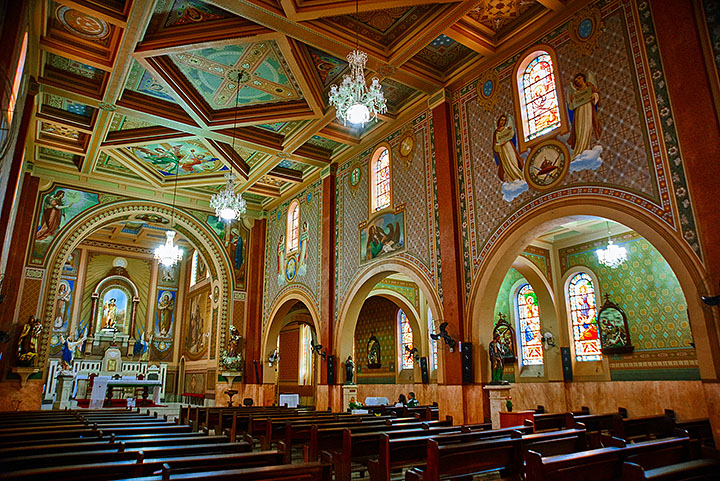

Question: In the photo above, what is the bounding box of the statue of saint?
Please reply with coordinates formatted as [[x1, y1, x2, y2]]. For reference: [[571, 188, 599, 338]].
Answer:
[[60, 334, 86, 371], [228, 325, 242, 358], [344, 355, 355, 384], [489, 334, 506, 384], [17, 315, 42, 366]]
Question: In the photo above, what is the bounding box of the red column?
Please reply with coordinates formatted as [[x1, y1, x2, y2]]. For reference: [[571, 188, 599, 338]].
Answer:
[[431, 96, 464, 385], [320, 165, 337, 386], [651, 1, 720, 278], [245, 218, 266, 384], [0, 173, 39, 375]]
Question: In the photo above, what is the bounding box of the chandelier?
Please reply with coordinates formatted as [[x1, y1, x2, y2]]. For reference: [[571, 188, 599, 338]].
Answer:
[[211, 73, 246, 222], [155, 230, 183, 267], [596, 222, 627, 268], [154, 155, 183, 267], [211, 172, 246, 221], [328, 0, 386, 126]]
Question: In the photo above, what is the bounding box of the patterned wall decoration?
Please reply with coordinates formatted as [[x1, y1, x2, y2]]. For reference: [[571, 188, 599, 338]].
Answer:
[[47, 53, 104, 82], [493, 268, 526, 323], [169, 41, 303, 109], [146, 0, 232, 35], [183, 285, 211, 360], [373, 278, 420, 310], [29, 186, 100, 265], [454, 0, 702, 305], [328, 6, 437, 47], [414, 35, 475, 72], [521, 245, 552, 284], [44, 93, 95, 118], [183, 371, 206, 395], [124, 61, 178, 103], [307, 46, 347, 89], [354, 296, 398, 384], [335, 112, 439, 324], [262, 182, 323, 333], [702, 1, 720, 83], [52, 3, 113, 43]]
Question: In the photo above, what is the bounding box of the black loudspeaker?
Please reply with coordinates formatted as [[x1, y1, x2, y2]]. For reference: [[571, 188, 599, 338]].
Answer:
[[461, 342, 473, 384], [327, 355, 336, 385], [560, 347, 573, 382], [253, 360, 260, 384], [420, 357, 429, 384]]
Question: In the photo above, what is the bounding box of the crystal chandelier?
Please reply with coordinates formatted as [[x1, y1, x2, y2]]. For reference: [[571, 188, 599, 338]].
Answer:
[[328, 0, 386, 126], [154, 156, 183, 267], [211, 172, 246, 221], [155, 230, 183, 267], [596, 222, 627, 268], [211, 75, 246, 222]]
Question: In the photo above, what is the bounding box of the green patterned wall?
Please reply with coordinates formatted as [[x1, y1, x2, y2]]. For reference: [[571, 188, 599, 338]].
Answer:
[[493, 268, 526, 323], [354, 296, 398, 384], [560, 236, 693, 351]]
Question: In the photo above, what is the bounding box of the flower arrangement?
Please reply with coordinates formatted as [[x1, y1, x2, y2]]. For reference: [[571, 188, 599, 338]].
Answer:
[[505, 396, 513, 412], [219, 349, 243, 372]]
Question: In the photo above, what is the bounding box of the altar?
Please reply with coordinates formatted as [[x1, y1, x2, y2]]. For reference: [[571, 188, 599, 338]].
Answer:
[[89, 376, 162, 408]]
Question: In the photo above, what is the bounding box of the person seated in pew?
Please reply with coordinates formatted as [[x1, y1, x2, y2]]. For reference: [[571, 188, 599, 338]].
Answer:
[[407, 392, 419, 407], [395, 394, 407, 407]]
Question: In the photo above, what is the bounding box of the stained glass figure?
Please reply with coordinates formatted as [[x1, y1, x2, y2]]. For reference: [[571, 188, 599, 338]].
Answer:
[[288, 201, 300, 252], [399, 309, 414, 369], [428, 308, 438, 370], [375, 148, 391, 211], [517, 284, 544, 365], [520, 52, 561, 141], [568, 272, 602, 361]]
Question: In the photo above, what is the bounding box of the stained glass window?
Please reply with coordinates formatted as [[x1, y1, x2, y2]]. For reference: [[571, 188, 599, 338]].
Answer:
[[428, 308, 437, 370], [399, 310, 414, 369], [190, 251, 198, 286], [519, 52, 561, 142], [287, 201, 300, 252], [568, 272, 602, 361], [517, 284, 544, 365], [374, 148, 391, 211]]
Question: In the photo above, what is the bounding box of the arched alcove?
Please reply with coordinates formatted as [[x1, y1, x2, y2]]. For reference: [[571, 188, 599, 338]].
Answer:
[[467, 199, 718, 383]]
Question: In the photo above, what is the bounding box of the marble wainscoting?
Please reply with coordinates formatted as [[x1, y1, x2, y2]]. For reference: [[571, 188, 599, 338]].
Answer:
[[354, 383, 438, 410], [214, 382, 277, 406], [315, 384, 345, 411], [504, 382, 567, 413], [0, 380, 43, 411], [702, 382, 720, 446]]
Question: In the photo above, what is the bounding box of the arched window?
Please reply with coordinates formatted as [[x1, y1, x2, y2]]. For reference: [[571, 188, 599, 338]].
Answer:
[[428, 307, 437, 370], [516, 284, 544, 365], [190, 250, 198, 286], [513, 47, 567, 151], [370, 145, 392, 212], [286, 200, 300, 253], [567, 272, 602, 361], [398, 309, 414, 369]]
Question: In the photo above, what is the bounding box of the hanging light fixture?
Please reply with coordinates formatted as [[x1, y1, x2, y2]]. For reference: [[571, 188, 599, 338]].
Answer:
[[328, 0, 387, 126], [155, 158, 184, 267], [596, 221, 627, 269], [211, 72, 246, 222]]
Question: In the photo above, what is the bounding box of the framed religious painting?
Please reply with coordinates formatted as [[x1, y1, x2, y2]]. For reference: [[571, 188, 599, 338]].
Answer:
[[524, 139, 570, 191], [597, 295, 634, 355], [367, 334, 381, 369], [492, 313, 517, 363]]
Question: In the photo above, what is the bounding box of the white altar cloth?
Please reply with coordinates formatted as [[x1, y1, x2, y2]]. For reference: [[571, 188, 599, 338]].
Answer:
[[364, 396, 390, 406], [90, 376, 161, 408], [279, 393, 300, 408]]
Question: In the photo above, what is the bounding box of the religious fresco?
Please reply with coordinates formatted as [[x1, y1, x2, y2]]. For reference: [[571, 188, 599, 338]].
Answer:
[[155, 289, 176, 338], [125, 141, 227, 177], [183, 286, 210, 360], [97, 286, 130, 332], [146, 0, 231, 35], [169, 41, 303, 109], [30, 186, 100, 263], [359, 209, 405, 263], [158, 261, 180, 288], [52, 278, 74, 332], [307, 46, 347, 88], [52, 2, 113, 43], [225, 221, 249, 291], [124, 61, 178, 103], [454, 0, 702, 301], [62, 248, 81, 275]]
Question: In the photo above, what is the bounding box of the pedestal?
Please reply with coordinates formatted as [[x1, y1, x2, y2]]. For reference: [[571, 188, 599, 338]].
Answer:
[[483, 384, 512, 429], [53, 373, 75, 410], [342, 384, 358, 412]]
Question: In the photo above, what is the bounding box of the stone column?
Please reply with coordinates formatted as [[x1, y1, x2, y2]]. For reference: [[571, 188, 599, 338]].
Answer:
[[53, 373, 75, 410], [483, 385, 512, 429]]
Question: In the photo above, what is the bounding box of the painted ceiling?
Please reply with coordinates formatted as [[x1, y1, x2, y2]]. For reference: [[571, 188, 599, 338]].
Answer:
[[29, 0, 571, 210]]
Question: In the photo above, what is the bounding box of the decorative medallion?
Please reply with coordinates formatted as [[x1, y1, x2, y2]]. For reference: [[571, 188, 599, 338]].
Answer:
[[285, 256, 297, 282], [568, 6, 604, 56], [476, 69, 500, 111], [56, 6, 110, 40], [597, 295, 634, 355], [524, 139, 570, 191], [397, 129, 416, 166], [349, 166, 362, 188]]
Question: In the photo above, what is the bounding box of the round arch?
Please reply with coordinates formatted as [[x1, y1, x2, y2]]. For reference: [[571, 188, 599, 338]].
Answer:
[[467, 198, 719, 381], [368, 288, 426, 359], [37, 199, 235, 371], [262, 288, 321, 382], [335, 258, 443, 379]]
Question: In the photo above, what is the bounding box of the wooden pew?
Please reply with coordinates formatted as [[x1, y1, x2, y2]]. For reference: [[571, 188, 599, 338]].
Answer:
[[114, 461, 332, 481], [611, 414, 680, 442], [532, 412, 574, 432], [405, 437, 524, 481]]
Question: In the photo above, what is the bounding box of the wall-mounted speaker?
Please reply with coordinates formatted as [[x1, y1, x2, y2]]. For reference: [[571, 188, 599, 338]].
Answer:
[[420, 357, 429, 384], [327, 355, 336, 385], [560, 347, 573, 382], [253, 360, 260, 384], [461, 342, 473, 384]]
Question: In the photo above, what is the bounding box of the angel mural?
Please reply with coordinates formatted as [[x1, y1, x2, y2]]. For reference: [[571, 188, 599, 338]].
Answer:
[[277, 235, 286, 285], [297, 221, 309, 277], [53, 280, 73, 330], [493, 114, 524, 182], [36, 190, 75, 241], [567, 72, 602, 158]]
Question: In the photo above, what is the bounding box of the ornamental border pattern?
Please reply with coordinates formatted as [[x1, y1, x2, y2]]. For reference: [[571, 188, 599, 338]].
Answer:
[[452, 0, 702, 300]]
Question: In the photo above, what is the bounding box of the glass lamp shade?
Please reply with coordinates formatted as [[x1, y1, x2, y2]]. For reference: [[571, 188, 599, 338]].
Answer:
[[596, 239, 627, 269], [154, 230, 184, 267], [346, 103, 370, 125], [219, 207, 236, 221], [210, 172, 246, 223]]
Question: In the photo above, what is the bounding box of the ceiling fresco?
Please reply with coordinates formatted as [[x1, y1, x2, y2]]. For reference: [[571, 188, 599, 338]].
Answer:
[[28, 0, 571, 208], [169, 41, 303, 109]]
